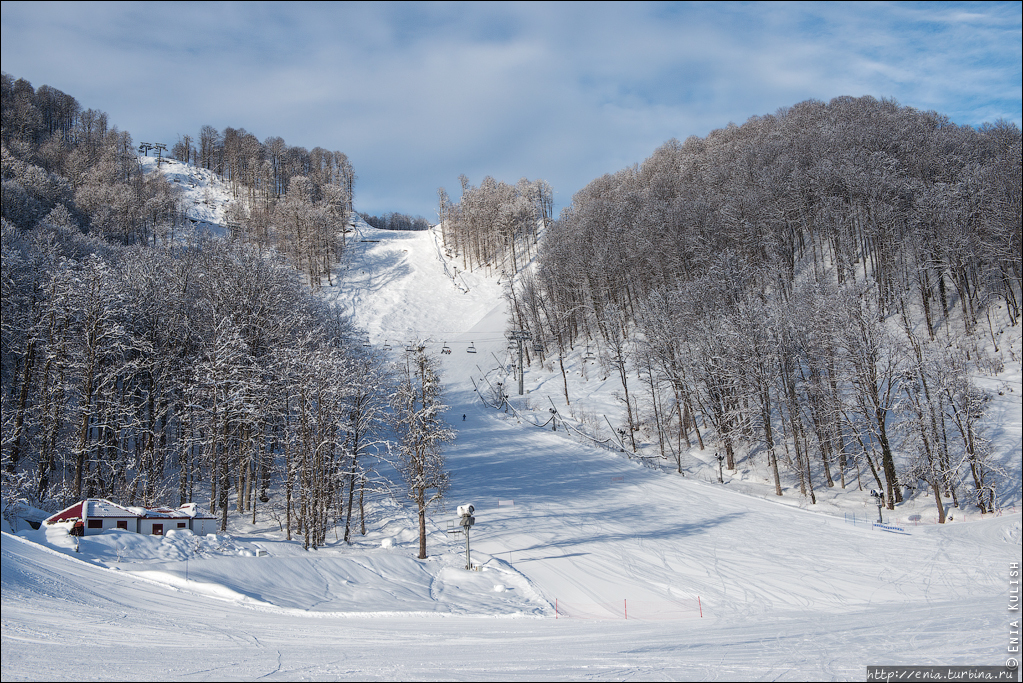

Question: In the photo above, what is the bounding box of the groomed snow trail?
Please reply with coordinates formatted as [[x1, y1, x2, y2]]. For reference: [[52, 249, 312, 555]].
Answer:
[[2, 532, 1012, 680], [337, 225, 1019, 623]]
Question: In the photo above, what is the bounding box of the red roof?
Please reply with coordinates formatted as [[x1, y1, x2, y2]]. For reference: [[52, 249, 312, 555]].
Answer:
[[45, 501, 84, 524]]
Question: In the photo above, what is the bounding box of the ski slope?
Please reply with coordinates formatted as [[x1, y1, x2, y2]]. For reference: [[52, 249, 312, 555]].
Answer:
[[2, 531, 1014, 681], [3, 221, 1021, 681]]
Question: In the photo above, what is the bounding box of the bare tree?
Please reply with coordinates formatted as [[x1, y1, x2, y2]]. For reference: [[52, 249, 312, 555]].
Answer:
[[391, 344, 453, 559]]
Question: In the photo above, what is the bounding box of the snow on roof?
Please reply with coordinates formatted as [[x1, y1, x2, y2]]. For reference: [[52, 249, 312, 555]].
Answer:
[[44, 501, 83, 524], [129, 504, 217, 519], [44, 499, 215, 524], [86, 499, 138, 518], [45, 499, 136, 524], [136, 507, 190, 519], [176, 502, 218, 520]]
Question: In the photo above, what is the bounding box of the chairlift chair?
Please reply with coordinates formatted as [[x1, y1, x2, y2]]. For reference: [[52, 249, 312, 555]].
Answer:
[[383, 340, 392, 351], [466, 342, 477, 354], [442, 342, 451, 355]]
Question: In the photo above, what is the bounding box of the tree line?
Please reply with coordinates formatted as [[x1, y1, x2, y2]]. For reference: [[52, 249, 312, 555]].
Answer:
[[178, 125, 355, 289], [438, 175, 553, 275], [2, 75, 180, 247], [359, 211, 432, 231], [174, 125, 354, 219], [510, 96, 1019, 519], [2, 73, 452, 554]]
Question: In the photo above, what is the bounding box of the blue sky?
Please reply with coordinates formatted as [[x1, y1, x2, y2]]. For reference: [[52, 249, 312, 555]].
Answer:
[[2, 1, 1020, 218]]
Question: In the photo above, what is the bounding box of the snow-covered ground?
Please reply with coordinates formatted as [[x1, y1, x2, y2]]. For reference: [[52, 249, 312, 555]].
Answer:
[[140, 155, 235, 231], [3, 196, 1022, 680]]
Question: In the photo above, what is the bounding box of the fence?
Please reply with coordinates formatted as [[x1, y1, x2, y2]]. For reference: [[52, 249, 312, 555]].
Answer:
[[843, 505, 1020, 529]]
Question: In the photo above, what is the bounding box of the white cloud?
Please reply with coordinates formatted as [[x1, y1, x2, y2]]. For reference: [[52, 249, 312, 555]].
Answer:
[[2, 1, 1019, 217]]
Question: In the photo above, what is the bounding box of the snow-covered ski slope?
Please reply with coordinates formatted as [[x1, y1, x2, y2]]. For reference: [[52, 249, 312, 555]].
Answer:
[[4, 220, 1021, 681], [2, 530, 1014, 680], [324, 218, 507, 344], [140, 155, 235, 230]]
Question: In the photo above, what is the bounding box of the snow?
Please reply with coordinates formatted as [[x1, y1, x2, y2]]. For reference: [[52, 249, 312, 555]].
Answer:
[[324, 218, 506, 345], [3, 193, 1022, 679], [140, 155, 235, 232], [2, 529, 1017, 680]]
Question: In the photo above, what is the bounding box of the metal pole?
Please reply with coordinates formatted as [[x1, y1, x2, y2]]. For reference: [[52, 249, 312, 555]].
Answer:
[[509, 331, 531, 395], [465, 526, 471, 570], [518, 339, 524, 395]]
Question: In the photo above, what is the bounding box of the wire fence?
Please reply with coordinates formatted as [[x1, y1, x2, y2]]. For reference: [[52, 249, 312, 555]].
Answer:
[[473, 378, 626, 454], [842, 506, 1020, 529]]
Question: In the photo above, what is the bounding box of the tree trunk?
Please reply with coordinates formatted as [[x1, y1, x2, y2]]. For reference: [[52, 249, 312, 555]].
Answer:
[[417, 495, 427, 560]]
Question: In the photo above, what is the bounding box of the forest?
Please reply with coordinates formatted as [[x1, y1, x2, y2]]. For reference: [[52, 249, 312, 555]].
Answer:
[[359, 211, 432, 231], [438, 174, 554, 275], [2, 71, 1019, 542], [495, 96, 1019, 519], [1, 73, 448, 551]]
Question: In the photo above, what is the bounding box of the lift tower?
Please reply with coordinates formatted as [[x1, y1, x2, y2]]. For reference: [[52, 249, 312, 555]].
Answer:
[[508, 330, 532, 395]]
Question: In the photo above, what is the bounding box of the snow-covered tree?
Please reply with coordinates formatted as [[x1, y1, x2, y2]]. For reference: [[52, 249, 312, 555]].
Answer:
[[391, 344, 453, 559]]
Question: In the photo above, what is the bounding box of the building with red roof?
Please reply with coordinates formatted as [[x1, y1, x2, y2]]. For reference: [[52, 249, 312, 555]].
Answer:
[[44, 499, 218, 536]]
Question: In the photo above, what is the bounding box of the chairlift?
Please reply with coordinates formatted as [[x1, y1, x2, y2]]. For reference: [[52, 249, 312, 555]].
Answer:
[[533, 342, 544, 353], [466, 342, 477, 354], [383, 340, 392, 352], [442, 342, 452, 355], [583, 345, 596, 361], [405, 342, 416, 352]]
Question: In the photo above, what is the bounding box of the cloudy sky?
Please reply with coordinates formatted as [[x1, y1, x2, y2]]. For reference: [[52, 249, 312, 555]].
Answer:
[[2, 1, 1020, 218]]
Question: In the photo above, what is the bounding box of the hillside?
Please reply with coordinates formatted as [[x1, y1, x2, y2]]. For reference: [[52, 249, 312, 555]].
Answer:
[[502, 97, 1021, 529], [4, 207, 1021, 680]]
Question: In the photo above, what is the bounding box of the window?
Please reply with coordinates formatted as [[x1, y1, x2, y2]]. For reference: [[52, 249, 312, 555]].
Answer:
[[88, 519, 103, 529], [151, 524, 164, 536], [177, 522, 187, 528], [116, 520, 128, 530]]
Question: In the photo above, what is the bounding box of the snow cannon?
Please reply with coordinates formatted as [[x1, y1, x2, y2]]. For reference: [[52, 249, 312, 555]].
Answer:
[[454, 505, 477, 570], [456, 504, 475, 528]]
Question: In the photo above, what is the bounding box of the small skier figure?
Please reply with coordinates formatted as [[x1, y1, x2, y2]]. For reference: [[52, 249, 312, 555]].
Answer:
[[462, 414, 466, 421]]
